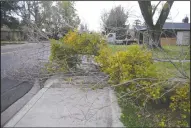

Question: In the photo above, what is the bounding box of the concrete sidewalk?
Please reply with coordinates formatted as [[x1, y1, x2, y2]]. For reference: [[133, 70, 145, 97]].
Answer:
[[4, 74, 124, 127]]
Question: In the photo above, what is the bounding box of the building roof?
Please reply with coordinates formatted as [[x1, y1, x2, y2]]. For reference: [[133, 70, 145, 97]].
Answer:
[[135, 22, 190, 31], [163, 22, 190, 30], [134, 25, 147, 31]]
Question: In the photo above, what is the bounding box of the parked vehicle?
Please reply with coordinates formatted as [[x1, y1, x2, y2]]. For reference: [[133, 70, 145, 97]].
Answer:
[[106, 33, 137, 45]]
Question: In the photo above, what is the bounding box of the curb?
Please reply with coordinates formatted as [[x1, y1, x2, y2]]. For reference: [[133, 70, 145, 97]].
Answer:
[[1, 41, 28, 45], [4, 78, 58, 127], [1, 43, 25, 46], [109, 90, 124, 127], [1, 79, 40, 127]]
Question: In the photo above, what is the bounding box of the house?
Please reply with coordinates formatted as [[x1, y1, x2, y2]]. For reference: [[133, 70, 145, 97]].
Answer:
[[134, 22, 190, 46]]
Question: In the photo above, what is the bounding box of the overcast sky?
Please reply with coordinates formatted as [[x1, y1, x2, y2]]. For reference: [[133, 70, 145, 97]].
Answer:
[[75, 1, 190, 32]]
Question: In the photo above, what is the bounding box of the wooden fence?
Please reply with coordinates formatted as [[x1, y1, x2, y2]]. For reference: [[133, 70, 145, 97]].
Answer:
[[1, 30, 26, 41]]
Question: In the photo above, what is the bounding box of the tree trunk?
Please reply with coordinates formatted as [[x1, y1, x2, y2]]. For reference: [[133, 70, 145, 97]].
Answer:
[[34, 1, 40, 41], [138, 1, 174, 49], [148, 29, 162, 49]]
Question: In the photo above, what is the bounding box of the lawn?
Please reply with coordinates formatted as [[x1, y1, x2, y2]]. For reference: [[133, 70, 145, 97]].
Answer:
[[154, 61, 190, 78], [108, 44, 190, 60], [108, 44, 190, 127], [115, 61, 190, 128], [108, 44, 190, 78], [117, 97, 153, 127], [108, 44, 129, 53], [151, 45, 190, 60]]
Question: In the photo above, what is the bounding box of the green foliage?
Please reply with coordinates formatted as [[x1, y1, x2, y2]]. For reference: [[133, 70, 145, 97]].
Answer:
[[158, 115, 167, 127], [49, 39, 60, 61], [101, 5, 128, 39], [49, 39, 80, 71], [108, 44, 190, 60], [62, 31, 107, 55], [96, 45, 157, 84], [96, 44, 190, 127], [22, 1, 80, 37], [118, 98, 152, 127], [1, 1, 21, 29], [49, 30, 190, 127], [58, 1, 80, 28], [96, 44, 163, 105], [169, 83, 190, 127], [170, 84, 190, 113], [95, 46, 112, 71], [49, 31, 107, 72], [151, 83, 190, 127]]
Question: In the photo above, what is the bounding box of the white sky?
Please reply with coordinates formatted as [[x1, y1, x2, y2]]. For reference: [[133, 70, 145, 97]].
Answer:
[[75, 1, 190, 32]]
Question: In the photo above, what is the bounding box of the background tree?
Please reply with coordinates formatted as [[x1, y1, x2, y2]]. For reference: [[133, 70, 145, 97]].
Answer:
[[40, 1, 53, 33], [133, 19, 142, 27], [43, 1, 80, 38], [101, 5, 128, 39], [138, 1, 174, 48], [17, 1, 44, 41], [182, 16, 189, 23], [79, 23, 88, 33], [15, 1, 80, 40], [1, 1, 21, 29]]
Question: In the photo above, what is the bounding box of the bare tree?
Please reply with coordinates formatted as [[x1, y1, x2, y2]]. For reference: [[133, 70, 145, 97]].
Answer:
[[101, 5, 129, 39], [133, 19, 142, 27], [138, 1, 174, 48], [182, 16, 189, 23]]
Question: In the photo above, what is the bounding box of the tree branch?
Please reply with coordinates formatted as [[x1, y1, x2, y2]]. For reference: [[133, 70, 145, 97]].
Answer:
[[152, 1, 161, 17], [138, 1, 154, 28], [155, 1, 174, 29]]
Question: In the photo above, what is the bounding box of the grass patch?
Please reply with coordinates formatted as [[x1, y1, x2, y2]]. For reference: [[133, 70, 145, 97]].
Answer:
[[154, 62, 190, 78], [115, 60, 190, 127], [108, 44, 129, 53], [1, 41, 26, 46], [116, 91, 153, 127], [151, 45, 190, 60], [107, 44, 190, 127], [108, 44, 190, 77], [108, 44, 190, 60]]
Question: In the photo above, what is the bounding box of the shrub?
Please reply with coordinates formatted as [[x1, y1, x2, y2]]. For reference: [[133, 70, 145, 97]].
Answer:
[[95, 45, 112, 71], [96, 44, 190, 127], [62, 30, 107, 55], [49, 39, 80, 71], [95, 44, 163, 104], [169, 83, 190, 127], [96, 45, 157, 84], [49, 31, 107, 71]]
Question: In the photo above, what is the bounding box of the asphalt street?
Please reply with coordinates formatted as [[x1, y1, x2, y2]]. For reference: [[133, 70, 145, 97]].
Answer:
[[1, 43, 50, 112]]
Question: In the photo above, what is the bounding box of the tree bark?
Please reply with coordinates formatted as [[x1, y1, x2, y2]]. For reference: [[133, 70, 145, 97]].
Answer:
[[33, 1, 40, 41], [138, 1, 174, 49], [148, 29, 162, 48]]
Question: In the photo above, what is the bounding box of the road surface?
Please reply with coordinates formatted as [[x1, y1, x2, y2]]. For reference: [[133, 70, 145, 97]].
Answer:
[[1, 43, 50, 112]]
